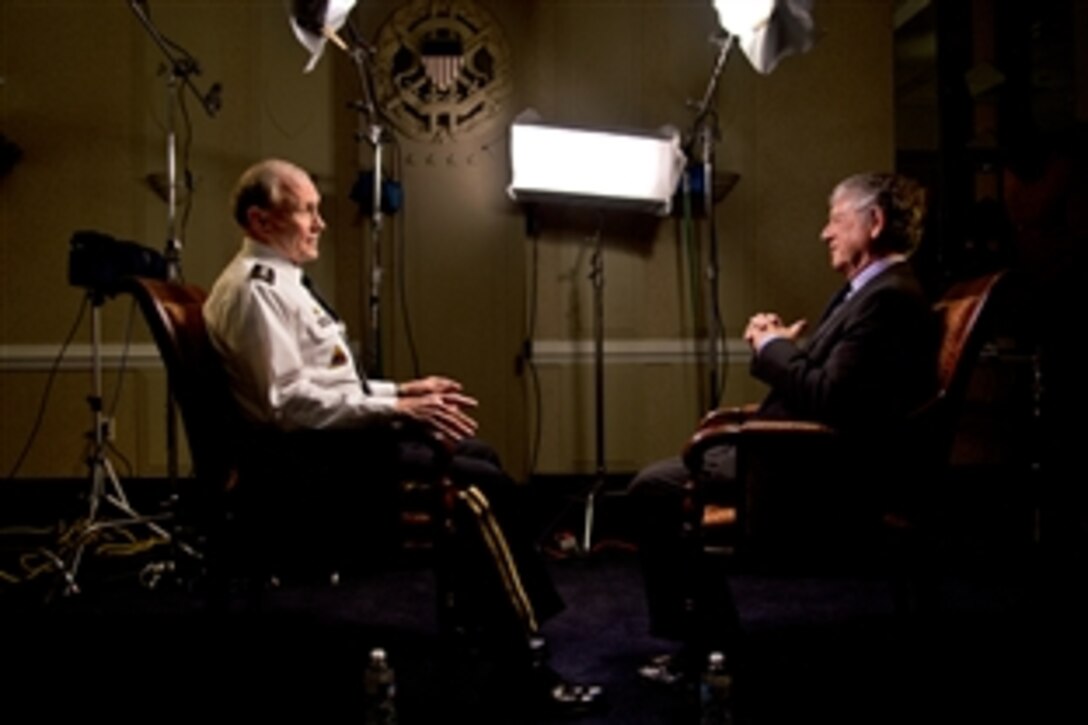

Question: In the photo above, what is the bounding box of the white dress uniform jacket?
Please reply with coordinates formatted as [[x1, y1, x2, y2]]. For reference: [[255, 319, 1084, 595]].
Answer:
[[203, 238, 397, 430]]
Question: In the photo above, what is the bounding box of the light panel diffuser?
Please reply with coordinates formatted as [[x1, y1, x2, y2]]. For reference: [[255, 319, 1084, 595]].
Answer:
[[508, 117, 685, 216]]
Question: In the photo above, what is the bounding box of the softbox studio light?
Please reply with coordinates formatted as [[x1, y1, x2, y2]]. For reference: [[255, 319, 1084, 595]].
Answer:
[[507, 112, 686, 216], [712, 0, 815, 75]]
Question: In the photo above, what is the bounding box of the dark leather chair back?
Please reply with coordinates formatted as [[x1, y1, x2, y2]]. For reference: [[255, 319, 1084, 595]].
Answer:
[[921, 270, 1007, 458], [124, 277, 240, 494]]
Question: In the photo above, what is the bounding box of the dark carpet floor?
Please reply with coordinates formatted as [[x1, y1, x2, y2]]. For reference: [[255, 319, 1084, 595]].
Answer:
[[1, 479, 1083, 723], [3, 543, 1081, 724]]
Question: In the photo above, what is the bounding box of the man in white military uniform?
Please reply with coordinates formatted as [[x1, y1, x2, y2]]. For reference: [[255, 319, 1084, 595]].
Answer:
[[203, 158, 603, 715]]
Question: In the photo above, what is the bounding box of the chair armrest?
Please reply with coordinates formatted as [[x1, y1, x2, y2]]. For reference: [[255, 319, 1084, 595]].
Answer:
[[698, 403, 761, 429], [734, 420, 836, 434], [683, 419, 837, 472]]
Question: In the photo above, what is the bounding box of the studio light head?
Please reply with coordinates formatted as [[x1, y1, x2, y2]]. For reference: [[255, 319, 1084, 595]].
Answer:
[[712, 0, 815, 75]]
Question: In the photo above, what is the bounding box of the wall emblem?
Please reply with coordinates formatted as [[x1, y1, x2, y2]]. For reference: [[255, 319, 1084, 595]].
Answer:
[[373, 0, 512, 144]]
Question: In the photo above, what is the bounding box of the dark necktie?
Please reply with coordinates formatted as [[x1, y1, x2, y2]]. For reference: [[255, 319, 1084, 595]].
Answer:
[[818, 283, 852, 324], [301, 274, 340, 321], [804, 283, 853, 351]]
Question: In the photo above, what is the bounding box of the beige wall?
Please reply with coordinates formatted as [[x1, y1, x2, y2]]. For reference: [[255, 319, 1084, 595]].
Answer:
[[1, 0, 895, 480]]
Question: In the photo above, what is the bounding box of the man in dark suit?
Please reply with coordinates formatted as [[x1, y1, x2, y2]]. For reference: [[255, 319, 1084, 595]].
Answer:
[[630, 172, 938, 685]]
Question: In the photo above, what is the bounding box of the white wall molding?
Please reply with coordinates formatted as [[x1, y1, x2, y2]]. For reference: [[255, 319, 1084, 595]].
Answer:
[[530, 338, 750, 366], [1, 338, 753, 372], [0, 344, 163, 372]]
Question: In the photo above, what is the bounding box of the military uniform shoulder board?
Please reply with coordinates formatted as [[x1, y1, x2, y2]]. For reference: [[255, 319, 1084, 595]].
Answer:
[[248, 264, 275, 285]]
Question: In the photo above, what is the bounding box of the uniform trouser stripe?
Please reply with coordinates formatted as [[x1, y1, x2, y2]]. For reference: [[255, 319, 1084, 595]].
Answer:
[[458, 484, 539, 635]]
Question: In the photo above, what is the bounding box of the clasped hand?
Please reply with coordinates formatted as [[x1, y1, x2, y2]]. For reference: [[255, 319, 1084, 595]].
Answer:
[[744, 312, 807, 351], [395, 376, 479, 444]]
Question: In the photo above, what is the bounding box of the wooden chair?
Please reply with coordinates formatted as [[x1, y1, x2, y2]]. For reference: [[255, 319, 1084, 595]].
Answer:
[[123, 277, 457, 602], [122, 277, 239, 590], [683, 269, 1009, 572]]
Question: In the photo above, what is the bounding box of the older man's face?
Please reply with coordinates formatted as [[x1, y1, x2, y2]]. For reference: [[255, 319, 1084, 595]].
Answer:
[[821, 193, 877, 279], [263, 171, 326, 264]]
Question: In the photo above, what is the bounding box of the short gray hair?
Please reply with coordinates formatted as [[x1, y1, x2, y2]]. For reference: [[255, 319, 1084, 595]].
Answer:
[[230, 159, 306, 229], [832, 173, 927, 255]]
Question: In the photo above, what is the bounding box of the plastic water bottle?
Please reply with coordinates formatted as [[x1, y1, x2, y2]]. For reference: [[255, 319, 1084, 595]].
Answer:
[[364, 647, 398, 724], [700, 651, 733, 725]]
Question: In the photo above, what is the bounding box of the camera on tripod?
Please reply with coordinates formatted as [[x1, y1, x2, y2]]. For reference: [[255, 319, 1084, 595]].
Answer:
[[55, 230, 176, 596], [68, 230, 169, 295]]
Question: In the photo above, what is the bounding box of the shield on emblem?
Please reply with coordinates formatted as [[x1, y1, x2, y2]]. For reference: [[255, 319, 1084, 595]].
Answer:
[[421, 29, 464, 93]]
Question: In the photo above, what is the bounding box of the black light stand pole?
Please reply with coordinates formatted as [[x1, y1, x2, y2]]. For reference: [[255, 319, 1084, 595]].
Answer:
[[581, 222, 606, 553], [363, 119, 386, 380], [346, 23, 386, 379], [60, 292, 112, 594], [690, 33, 734, 411], [162, 65, 183, 494]]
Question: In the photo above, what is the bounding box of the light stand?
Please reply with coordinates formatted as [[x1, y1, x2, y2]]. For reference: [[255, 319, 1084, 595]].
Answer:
[[129, 1, 220, 551], [688, 33, 735, 410], [345, 22, 388, 379], [508, 117, 685, 552], [287, 4, 390, 379], [686, 0, 815, 409], [57, 290, 174, 596]]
